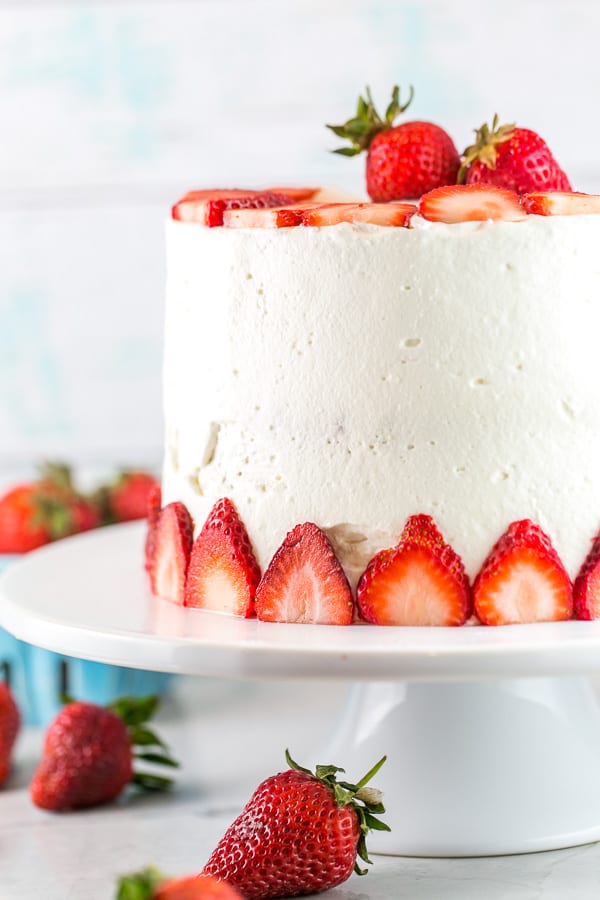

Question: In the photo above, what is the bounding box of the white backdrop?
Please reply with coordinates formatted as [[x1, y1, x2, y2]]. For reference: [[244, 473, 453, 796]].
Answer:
[[1, 0, 599, 475]]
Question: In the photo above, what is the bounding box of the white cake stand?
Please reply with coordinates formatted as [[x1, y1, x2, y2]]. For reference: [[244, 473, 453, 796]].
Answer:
[[3, 522, 600, 857]]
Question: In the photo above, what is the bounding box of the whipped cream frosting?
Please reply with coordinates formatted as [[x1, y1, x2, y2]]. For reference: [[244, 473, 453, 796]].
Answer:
[[162, 214, 600, 586]]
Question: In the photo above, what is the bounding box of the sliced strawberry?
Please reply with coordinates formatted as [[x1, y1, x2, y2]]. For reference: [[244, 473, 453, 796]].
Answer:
[[255, 523, 354, 625], [172, 188, 318, 227], [573, 533, 600, 620], [184, 498, 260, 617], [521, 191, 600, 216], [144, 484, 162, 574], [356, 515, 471, 626], [223, 205, 315, 228], [267, 187, 319, 202], [302, 202, 416, 227], [419, 184, 526, 224], [473, 519, 573, 626], [150, 502, 194, 605]]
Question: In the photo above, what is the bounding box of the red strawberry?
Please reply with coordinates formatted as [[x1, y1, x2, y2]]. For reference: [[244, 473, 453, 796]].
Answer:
[[30, 695, 177, 812], [172, 188, 318, 227], [522, 191, 600, 216], [202, 750, 388, 899], [0, 463, 100, 553], [473, 519, 573, 626], [145, 484, 162, 574], [302, 201, 416, 227], [0, 673, 20, 786], [255, 522, 354, 625], [574, 533, 600, 620], [459, 116, 571, 193], [116, 869, 242, 900], [356, 514, 471, 626], [102, 470, 160, 524], [328, 85, 460, 201], [419, 184, 526, 224], [184, 498, 260, 617], [150, 502, 194, 604]]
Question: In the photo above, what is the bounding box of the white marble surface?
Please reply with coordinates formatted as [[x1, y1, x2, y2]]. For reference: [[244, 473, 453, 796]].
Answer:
[[3, 675, 600, 898]]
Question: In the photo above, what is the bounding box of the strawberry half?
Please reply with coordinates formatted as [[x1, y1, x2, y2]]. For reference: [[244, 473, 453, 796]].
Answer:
[[184, 498, 261, 617], [144, 483, 162, 573], [473, 520, 573, 626], [223, 205, 313, 228], [356, 515, 471, 626], [574, 533, 600, 620], [522, 191, 600, 216], [172, 188, 318, 227], [419, 184, 526, 224], [255, 522, 354, 625], [150, 502, 194, 605]]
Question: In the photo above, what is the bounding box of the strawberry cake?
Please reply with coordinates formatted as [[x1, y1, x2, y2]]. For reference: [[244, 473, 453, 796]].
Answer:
[[149, 95, 600, 627]]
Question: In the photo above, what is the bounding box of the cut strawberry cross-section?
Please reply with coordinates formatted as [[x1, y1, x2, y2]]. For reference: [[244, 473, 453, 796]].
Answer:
[[473, 519, 573, 626], [574, 533, 600, 620], [172, 188, 318, 227], [184, 498, 261, 617], [223, 204, 317, 228], [150, 502, 194, 605], [522, 191, 600, 216], [255, 522, 354, 625], [303, 202, 416, 227], [356, 514, 471, 626], [418, 184, 526, 224]]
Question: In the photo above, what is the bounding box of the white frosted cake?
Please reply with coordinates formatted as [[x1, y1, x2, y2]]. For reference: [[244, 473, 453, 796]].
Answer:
[[162, 212, 599, 580], [147, 184, 600, 626]]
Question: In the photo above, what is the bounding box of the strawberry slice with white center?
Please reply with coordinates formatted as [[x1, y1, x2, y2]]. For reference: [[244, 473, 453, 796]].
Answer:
[[522, 191, 600, 216], [356, 514, 471, 626], [184, 498, 261, 617], [573, 533, 600, 620], [144, 483, 162, 574], [172, 188, 319, 227], [255, 522, 354, 625], [223, 204, 317, 228], [473, 519, 573, 625], [418, 184, 526, 224], [302, 202, 416, 227], [150, 501, 194, 605]]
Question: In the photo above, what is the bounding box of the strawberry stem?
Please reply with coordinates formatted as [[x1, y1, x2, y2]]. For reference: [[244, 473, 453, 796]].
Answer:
[[285, 748, 389, 876], [327, 84, 414, 155], [108, 695, 178, 792], [116, 866, 165, 900]]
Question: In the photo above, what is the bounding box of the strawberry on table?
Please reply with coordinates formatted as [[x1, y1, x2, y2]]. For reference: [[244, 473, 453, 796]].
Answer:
[[419, 184, 526, 224], [328, 85, 460, 200], [357, 514, 471, 626], [473, 519, 573, 626], [459, 115, 571, 193], [574, 533, 600, 620], [117, 869, 243, 900], [0, 462, 100, 553], [30, 695, 177, 812], [0, 669, 20, 787], [150, 502, 194, 605], [202, 750, 388, 899], [100, 470, 160, 524], [255, 522, 354, 625], [185, 498, 261, 617], [522, 191, 600, 216]]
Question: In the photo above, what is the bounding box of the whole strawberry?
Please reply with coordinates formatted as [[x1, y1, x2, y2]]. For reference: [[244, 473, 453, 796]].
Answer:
[[0, 672, 20, 786], [202, 750, 388, 899], [117, 868, 242, 900], [0, 462, 100, 553], [100, 470, 161, 524], [328, 85, 460, 200], [459, 115, 571, 194], [30, 695, 177, 811]]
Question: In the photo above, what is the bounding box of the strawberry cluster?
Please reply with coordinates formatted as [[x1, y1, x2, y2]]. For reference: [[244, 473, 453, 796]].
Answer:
[[146, 488, 600, 627]]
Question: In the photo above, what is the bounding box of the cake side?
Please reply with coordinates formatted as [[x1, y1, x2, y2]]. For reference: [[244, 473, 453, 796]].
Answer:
[[162, 214, 600, 586]]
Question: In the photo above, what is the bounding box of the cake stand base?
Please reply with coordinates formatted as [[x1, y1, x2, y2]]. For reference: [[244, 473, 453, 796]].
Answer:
[[320, 676, 600, 857]]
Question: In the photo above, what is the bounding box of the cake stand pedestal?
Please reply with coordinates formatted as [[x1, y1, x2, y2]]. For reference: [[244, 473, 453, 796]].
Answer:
[[2, 522, 600, 857]]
